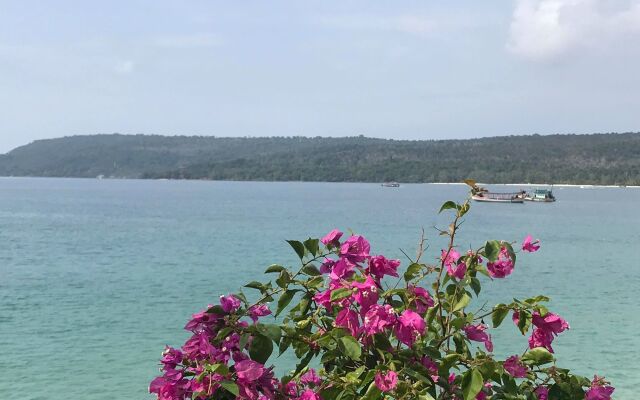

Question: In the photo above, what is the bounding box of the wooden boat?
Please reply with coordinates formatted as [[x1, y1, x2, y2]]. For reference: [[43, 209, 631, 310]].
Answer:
[[524, 188, 556, 202], [472, 191, 525, 203], [381, 182, 400, 187]]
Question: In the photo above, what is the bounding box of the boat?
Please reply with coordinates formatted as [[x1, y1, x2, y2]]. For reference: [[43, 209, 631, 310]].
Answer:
[[381, 182, 400, 187], [472, 191, 525, 203], [468, 183, 524, 203], [524, 188, 556, 202]]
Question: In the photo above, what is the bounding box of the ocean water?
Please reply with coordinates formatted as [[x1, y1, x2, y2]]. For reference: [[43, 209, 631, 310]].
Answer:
[[0, 178, 638, 399]]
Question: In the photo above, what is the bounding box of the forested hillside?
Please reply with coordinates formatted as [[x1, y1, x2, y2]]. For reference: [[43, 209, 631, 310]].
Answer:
[[1, 133, 639, 185]]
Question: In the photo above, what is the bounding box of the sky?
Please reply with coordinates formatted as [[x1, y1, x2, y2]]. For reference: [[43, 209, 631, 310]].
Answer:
[[1, 0, 640, 153]]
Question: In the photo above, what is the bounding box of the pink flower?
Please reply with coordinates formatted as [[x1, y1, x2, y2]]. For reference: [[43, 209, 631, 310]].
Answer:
[[329, 258, 355, 281], [395, 309, 426, 346], [235, 360, 265, 381], [160, 346, 183, 370], [319, 257, 336, 274], [321, 229, 343, 246], [528, 328, 555, 352], [486, 247, 514, 278], [352, 275, 379, 313], [184, 307, 222, 333], [313, 289, 332, 309], [248, 304, 272, 323], [182, 331, 215, 360], [532, 312, 569, 334], [464, 324, 493, 352], [149, 369, 189, 399], [335, 308, 360, 337], [298, 389, 322, 400], [527, 311, 569, 353], [367, 255, 401, 279], [447, 261, 467, 280], [522, 235, 540, 252], [220, 294, 241, 313], [340, 235, 371, 263], [476, 382, 493, 400], [441, 249, 461, 267], [363, 304, 396, 336], [503, 355, 528, 378], [374, 371, 398, 392], [409, 285, 434, 314], [285, 381, 298, 396], [300, 368, 322, 386], [421, 356, 439, 383], [534, 386, 549, 400], [586, 376, 614, 400]]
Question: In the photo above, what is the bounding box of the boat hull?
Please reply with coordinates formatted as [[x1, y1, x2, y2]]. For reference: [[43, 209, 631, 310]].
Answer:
[[524, 197, 555, 202], [472, 195, 524, 203]]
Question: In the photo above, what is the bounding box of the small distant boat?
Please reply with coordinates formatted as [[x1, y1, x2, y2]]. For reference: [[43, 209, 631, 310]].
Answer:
[[524, 188, 556, 202], [472, 191, 525, 203], [381, 182, 400, 187]]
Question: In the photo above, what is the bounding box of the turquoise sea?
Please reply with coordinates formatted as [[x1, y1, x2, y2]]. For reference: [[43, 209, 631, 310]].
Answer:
[[0, 178, 638, 399]]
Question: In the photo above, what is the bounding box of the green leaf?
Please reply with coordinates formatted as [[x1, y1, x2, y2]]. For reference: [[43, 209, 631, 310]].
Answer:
[[256, 323, 281, 343], [503, 242, 517, 264], [439, 200, 458, 213], [265, 264, 286, 273], [239, 333, 251, 349], [452, 293, 471, 312], [522, 347, 555, 366], [219, 381, 239, 396], [303, 238, 319, 256], [276, 289, 296, 317], [330, 287, 353, 302], [362, 381, 383, 400], [249, 333, 273, 364], [462, 368, 484, 400], [458, 201, 470, 217], [470, 277, 481, 296], [287, 240, 306, 259], [492, 304, 509, 328], [484, 240, 501, 262], [338, 336, 361, 360], [404, 262, 423, 281], [245, 281, 265, 290], [302, 264, 321, 276], [517, 310, 531, 335], [276, 270, 291, 288]]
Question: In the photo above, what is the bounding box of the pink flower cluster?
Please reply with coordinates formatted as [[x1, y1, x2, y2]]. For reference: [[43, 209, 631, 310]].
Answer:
[[513, 310, 570, 353], [150, 293, 321, 400], [463, 324, 493, 352], [316, 231, 433, 348], [585, 375, 615, 400], [503, 355, 528, 378], [150, 227, 614, 400]]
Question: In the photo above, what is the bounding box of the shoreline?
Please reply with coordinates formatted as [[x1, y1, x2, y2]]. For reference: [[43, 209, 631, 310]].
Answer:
[[1, 175, 639, 188]]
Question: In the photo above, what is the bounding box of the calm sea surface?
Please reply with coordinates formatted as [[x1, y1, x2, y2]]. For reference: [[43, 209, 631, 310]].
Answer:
[[0, 178, 638, 399]]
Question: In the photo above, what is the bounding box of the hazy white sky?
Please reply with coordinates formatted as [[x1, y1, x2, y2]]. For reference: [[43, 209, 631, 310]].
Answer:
[[1, 0, 639, 152]]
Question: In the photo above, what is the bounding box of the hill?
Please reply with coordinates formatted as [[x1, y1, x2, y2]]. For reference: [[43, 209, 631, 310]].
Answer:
[[0, 133, 639, 185]]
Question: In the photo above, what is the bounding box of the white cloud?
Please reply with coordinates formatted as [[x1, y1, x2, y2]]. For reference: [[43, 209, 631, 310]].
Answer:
[[508, 0, 640, 61], [317, 14, 435, 37], [114, 60, 135, 74]]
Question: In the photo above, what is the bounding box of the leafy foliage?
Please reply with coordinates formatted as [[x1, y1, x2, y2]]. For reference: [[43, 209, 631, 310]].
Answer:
[[150, 187, 614, 399]]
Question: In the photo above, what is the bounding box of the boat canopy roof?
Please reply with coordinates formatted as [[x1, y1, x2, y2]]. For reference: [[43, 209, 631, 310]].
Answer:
[[534, 189, 552, 194], [481, 192, 521, 199]]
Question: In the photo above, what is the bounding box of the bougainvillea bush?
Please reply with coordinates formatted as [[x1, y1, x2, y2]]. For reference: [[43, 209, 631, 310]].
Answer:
[[150, 185, 614, 400]]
